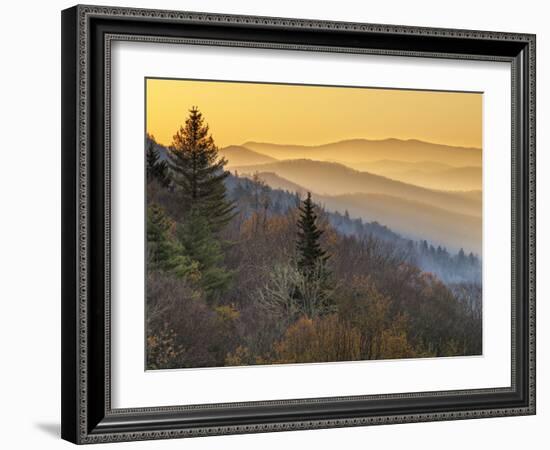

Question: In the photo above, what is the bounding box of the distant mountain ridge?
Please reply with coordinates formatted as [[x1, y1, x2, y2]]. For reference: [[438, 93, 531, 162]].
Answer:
[[243, 172, 308, 195], [239, 171, 480, 253], [242, 138, 481, 167], [385, 166, 482, 191], [148, 137, 482, 252], [232, 159, 481, 218], [349, 159, 454, 173], [335, 159, 481, 190], [321, 192, 481, 254], [220, 145, 278, 167]]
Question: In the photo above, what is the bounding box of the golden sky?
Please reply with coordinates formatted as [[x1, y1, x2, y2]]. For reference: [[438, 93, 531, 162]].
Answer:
[[146, 78, 482, 149]]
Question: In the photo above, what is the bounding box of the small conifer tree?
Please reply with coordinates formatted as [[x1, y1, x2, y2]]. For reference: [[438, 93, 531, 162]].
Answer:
[[296, 192, 329, 276], [146, 136, 170, 187]]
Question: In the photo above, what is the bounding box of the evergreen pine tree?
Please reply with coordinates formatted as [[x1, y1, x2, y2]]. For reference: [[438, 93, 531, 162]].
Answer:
[[146, 137, 170, 187], [457, 248, 467, 268], [176, 208, 233, 299], [168, 107, 234, 232], [421, 240, 429, 253], [296, 192, 329, 275], [147, 204, 198, 278]]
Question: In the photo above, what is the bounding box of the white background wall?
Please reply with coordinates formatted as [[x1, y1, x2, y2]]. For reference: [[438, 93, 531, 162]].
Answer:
[[0, 0, 546, 448]]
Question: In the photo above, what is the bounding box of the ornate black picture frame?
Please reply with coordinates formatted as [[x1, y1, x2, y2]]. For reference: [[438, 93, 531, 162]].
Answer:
[[61, 4, 536, 444]]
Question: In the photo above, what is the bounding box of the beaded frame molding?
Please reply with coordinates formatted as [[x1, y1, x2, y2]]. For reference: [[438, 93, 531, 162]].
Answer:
[[61, 4, 536, 444]]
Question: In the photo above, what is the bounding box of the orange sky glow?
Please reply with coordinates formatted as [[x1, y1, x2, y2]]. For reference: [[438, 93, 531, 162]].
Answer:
[[146, 78, 482, 150]]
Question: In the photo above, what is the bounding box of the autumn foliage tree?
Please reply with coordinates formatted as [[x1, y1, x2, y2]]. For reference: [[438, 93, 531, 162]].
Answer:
[[273, 315, 362, 363]]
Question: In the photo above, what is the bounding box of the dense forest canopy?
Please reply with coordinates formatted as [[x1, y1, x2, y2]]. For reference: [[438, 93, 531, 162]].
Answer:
[[146, 108, 482, 370]]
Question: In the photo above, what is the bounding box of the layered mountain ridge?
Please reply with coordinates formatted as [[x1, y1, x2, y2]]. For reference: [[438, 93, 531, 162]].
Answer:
[[152, 138, 482, 253]]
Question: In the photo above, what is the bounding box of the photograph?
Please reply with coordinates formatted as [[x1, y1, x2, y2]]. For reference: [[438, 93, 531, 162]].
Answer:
[[55, 3, 536, 445], [145, 78, 483, 370]]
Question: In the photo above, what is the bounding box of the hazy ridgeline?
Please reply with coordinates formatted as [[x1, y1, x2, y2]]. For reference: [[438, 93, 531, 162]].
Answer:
[[145, 110, 482, 370], [224, 174, 481, 285]]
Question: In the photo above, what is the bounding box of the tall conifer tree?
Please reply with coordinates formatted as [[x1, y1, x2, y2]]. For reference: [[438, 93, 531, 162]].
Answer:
[[176, 208, 233, 299], [296, 192, 329, 275], [168, 107, 234, 232]]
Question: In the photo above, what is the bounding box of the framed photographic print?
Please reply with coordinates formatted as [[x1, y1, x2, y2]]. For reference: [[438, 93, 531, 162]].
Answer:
[[61, 5, 536, 444]]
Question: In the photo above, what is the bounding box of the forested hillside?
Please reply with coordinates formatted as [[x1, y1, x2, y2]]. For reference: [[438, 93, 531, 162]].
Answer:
[[225, 173, 481, 284], [145, 109, 482, 370]]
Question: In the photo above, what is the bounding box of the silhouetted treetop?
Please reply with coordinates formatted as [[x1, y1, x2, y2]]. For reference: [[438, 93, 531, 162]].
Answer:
[[296, 192, 329, 275], [168, 106, 234, 232]]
